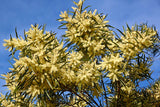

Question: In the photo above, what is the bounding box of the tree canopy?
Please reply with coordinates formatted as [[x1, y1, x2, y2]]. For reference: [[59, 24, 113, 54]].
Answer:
[[1, 0, 160, 106]]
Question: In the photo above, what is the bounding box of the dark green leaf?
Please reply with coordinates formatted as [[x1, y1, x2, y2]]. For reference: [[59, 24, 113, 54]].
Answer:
[[126, 24, 131, 32], [116, 28, 126, 37], [24, 30, 27, 40], [82, 5, 91, 12], [15, 27, 18, 38]]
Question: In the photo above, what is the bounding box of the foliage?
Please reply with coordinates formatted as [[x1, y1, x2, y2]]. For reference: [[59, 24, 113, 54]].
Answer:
[[1, 0, 160, 106]]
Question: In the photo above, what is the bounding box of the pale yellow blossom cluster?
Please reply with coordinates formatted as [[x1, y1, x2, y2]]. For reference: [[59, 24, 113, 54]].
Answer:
[[3, 37, 28, 52], [1, 0, 160, 106], [67, 51, 83, 67], [2, 25, 68, 103], [0, 93, 35, 107], [109, 25, 157, 59], [0, 93, 15, 107], [100, 53, 124, 82], [63, 53, 101, 88], [1, 73, 17, 92], [59, 0, 113, 57], [2, 24, 102, 105]]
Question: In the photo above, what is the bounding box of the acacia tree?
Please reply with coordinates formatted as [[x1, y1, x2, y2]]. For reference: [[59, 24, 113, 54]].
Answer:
[[0, 0, 160, 106]]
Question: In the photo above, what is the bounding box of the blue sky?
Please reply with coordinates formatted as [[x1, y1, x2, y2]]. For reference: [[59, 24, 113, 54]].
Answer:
[[0, 0, 160, 93]]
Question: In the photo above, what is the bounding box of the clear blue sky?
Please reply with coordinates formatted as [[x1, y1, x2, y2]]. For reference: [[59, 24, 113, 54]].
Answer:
[[0, 0, 160, 93]]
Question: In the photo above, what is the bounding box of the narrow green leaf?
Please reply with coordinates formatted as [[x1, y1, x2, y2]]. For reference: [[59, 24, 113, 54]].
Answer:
[[34, 23, 37, 27], [43, 39, 55, 48], [46, 79, 53, 90], [10, 34, 13, 41], [116, 28, 126, 37], [105, 24, 114, 28], [9, 48, 17, 57], [72, 9, 77, 19], [58, 23, 68, 29], [42, 24, 46, 33], [45, 90, 52, 100], [8, 60, 15, 69], [82, 5, 91, 11], [38, 25, 42, 29], [136, 31, 143, 39], [126, 24, 131, 32], [113, 30, 121, 40], [15, 27, 18, 38], [18, 66, 27, 81], [24, 30, 27, 40]]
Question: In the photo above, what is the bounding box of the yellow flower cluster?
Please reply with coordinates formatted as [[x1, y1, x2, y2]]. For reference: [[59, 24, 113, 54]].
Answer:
[[0, 93, 15, 107], [67, 51, 83, 67], [122, 26, 157, 58], [63, 52, 101, 88], [2, 24, 102, 104], [59, 0, 113, 57], [1, 0, 160, 106], [3, 37, 28, 52], [0, 93, 34, 107], [3, 25, 67, 100], [109, 25, 157, 59], [100, 53, 124, 82]]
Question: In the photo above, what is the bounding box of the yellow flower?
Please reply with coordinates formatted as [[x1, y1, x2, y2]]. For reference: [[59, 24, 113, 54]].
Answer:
[[59, 11, 68, 18], [107, 69, 122, 82]]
